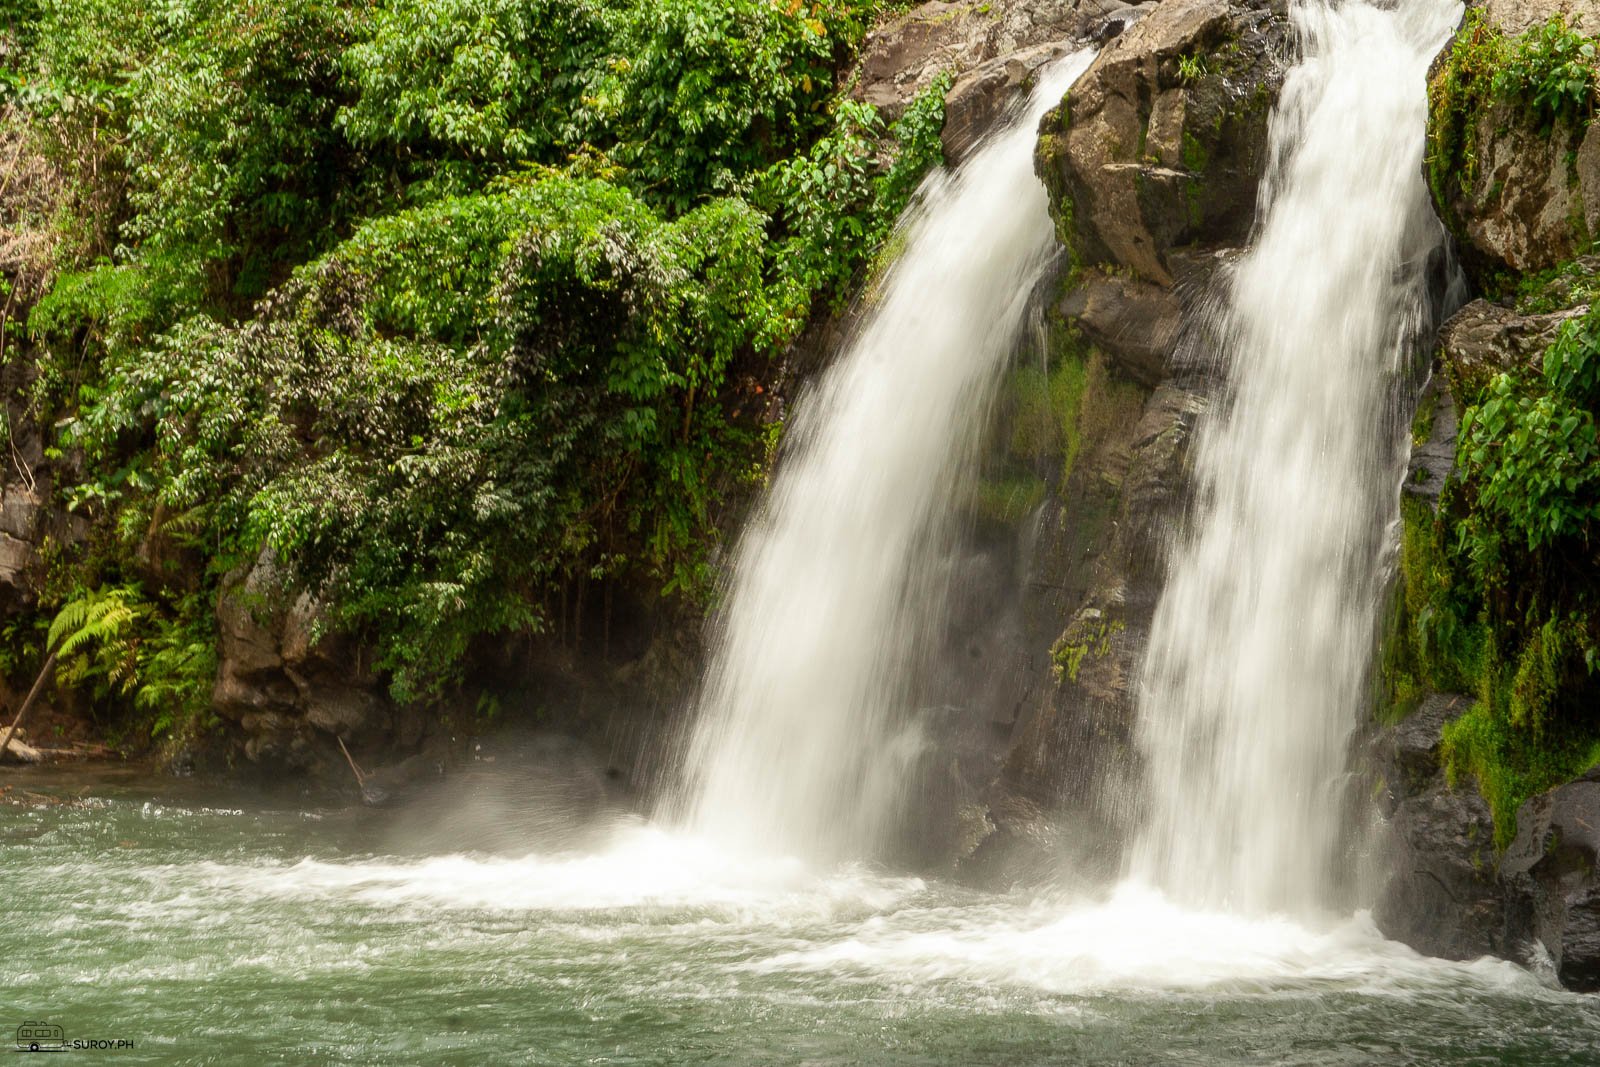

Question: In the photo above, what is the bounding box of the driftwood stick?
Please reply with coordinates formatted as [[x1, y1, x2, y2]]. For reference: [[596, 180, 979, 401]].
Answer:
[[0, 649, 58, 764], [336, 735, 366, 787]]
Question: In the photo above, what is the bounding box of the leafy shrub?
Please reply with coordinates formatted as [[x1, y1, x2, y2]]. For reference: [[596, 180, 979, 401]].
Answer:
[[68, 175, 792, 700], [1426, 14, 1599, 230], [10, 0, 935, 727], [1400, 296, 1600, 842]]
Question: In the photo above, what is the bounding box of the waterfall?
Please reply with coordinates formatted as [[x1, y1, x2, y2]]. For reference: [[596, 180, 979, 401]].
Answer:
[[1131, 0, 1460, 913], [671, 51, 1097, 862]]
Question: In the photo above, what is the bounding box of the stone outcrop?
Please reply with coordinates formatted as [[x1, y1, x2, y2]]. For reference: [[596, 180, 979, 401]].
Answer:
[[1370, 697, 1600, 990], [1370, 695, 1518, 961], [1477, 0, 1600, 35], [1435, 291, 1591, 398], [1428, 2, 1600, 280], [1503, 767, 1600, 990], [1056, 273, 1183, 386], [853, 0, 1117, 123], [943, 0, 1291, 884], [1035, 0, 1289, 284], [213, 550, 416, 773]]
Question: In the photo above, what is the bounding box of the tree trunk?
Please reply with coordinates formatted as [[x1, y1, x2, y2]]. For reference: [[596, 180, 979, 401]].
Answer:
[[0, 649, 58, 763]]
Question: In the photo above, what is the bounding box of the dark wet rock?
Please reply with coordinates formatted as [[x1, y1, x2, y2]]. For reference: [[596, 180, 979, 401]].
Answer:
[[1371, 695, 1471, 814], [1377, 777, 1511, 960], [1057, 273, 1183, 386], [961, 372, 1207, 883], [1404, 375, 1459, 507], [1371, 695, 1518, 961], [1503, 766, 1600, 991], [1036, 0, 1290, 284]]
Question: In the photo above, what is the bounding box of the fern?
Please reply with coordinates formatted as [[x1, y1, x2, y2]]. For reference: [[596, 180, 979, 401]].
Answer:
[[48, 586, 146, 657]]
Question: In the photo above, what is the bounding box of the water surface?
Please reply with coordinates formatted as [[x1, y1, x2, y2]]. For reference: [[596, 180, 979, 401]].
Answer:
[[3, 769, 1594, 1065]]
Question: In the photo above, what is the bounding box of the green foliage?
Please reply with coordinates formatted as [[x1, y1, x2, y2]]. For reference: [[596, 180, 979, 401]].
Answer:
[[1391, 288, 1600, 843], [1460, 377, 1600, 551], [341, 0, 883, 211], [338, 0, 606, 172], [1441, 659, 1600, 849], [1459, 307, 1600, 551], [758, 74, 948, 312], [69, 175, 793, 701], [1378, 496, 1490, 723], [1492, 16, 1599, 127], [48, 583, 143, 661], [1427, 14, 1600, 232], [46, 584, 216, 741], [1177, 54, 1207, 83], [11, 0, 932, 719]]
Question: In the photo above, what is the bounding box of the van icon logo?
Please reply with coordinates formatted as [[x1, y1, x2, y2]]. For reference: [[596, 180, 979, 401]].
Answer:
[[14, 1022, 64, 1052]]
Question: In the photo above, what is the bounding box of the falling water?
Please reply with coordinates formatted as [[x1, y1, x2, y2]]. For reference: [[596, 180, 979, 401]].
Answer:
[[1131, 0, 1460, 913], [672, 51, 1097, 861]]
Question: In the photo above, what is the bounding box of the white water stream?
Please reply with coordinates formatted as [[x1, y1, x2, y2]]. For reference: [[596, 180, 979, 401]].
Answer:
[[1130, 0, 1460, 912], [671, 51, 1097, 861]]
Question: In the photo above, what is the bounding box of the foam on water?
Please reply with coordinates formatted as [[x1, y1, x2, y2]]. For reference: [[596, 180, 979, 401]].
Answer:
[[751, 882, 1558, 1000], [179, 823, 927, 919]]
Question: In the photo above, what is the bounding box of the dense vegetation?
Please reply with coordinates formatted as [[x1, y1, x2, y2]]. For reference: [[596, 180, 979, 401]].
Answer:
[[0, 0, 947, 738], [1427, 12, 1598, 259], [1382, 12, 1600, 845], [1384, 287, 1600, 847]]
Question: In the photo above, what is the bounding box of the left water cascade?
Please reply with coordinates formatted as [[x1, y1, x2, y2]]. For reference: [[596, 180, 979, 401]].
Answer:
[[667, 50, 1097, 862]]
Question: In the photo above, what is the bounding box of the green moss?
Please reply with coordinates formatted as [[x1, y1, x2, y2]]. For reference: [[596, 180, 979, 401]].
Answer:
[[1427, 13, 1599, 241], [1050, 614, 1124, 684], [1514, 257, 1600, 313], [1411, 388, 1438, 448], [1442, 694, 1600, 849], [973, 475, 1047, 525]]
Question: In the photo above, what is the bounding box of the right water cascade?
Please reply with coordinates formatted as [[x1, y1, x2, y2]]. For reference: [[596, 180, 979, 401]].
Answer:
[[1130, 0, 1463, 914]]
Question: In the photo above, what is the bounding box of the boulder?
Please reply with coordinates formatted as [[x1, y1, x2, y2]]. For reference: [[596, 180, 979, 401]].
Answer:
[[1435, 289, 1591, 400], [943, 42, 1077, 165], [853, 0, 1102, 123], [1035, 0, 1289, 284], [1370, 695, 1520, 960], [1502, 766, 1600, 990], [1056, 272, 1183, 386], [1476, 0, 1600, 35], [1428, 4, 1600, 279], [213, 550, 399, 768]]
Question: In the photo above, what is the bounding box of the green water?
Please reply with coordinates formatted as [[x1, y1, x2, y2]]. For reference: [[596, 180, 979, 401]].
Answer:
[[2, 767, 1596, 1066]]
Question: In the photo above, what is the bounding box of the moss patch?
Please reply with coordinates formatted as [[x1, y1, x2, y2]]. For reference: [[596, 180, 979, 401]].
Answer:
[[1427, 12, 1600, 244]]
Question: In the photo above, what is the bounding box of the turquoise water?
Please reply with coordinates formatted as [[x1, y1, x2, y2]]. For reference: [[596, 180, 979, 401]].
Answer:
[[2, 767, 1596, 1066]]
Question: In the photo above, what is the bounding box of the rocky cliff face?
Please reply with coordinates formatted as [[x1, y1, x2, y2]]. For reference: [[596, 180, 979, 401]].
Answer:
[[920, 0, 1290, 885], [1369, 0, 1600, 990], [1428, 0, 1600, 277]]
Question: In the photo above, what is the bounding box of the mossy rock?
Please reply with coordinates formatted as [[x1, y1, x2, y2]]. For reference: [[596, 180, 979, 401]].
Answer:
[[1033, 0, 1289, 285]]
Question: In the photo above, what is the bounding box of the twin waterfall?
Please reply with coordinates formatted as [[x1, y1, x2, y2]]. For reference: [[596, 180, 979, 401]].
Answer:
[[673, 0, 1457, 914], [1132, 0, 1458, 912], [673, 52, 1097, 861]]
